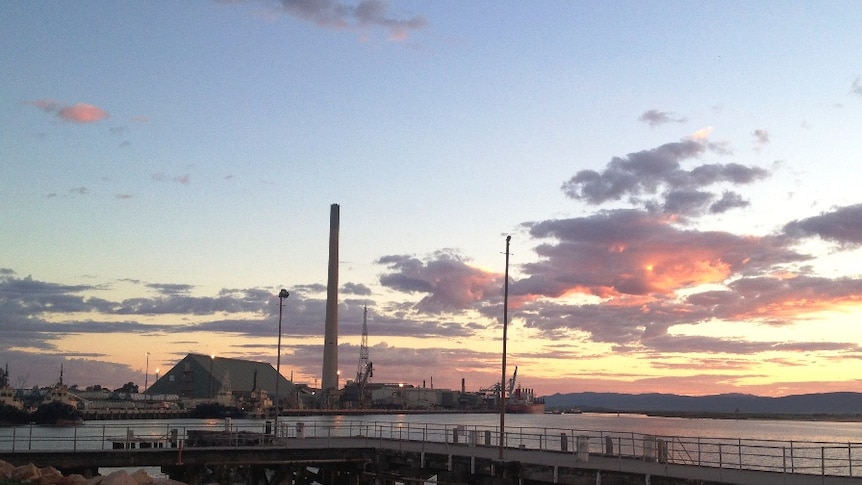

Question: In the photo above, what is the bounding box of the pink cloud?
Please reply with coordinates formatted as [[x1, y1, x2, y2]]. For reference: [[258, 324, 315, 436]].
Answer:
[[58, 103, 109, 123], [32, 99, 61, 113]]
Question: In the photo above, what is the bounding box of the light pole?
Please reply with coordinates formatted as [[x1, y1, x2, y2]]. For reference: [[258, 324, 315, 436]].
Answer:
[[209, 354, 215, 400], [145, 352, 149, 392], [275, 289, 290, 437], [499, 235, 511, 460]]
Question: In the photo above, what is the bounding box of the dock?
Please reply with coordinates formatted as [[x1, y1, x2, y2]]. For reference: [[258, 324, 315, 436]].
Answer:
[[2, 420, 861, 484]]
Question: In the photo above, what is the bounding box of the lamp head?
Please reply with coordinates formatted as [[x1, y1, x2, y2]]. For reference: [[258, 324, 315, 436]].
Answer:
[[278, 289, 290, 299]]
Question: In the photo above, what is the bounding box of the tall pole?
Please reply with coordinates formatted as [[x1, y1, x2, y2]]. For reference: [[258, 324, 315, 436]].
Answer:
[[499, 235, 511, 460], [209, 355, 215, 399], [276, 289, 290, 437], [322, 204, 340, 396], [144, 352, 149, 392]]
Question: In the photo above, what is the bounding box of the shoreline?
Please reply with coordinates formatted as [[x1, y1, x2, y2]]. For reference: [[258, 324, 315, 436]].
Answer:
[[641, 410, 862, 422]]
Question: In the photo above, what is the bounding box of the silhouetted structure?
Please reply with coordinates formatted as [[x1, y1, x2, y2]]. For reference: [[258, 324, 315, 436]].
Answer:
[[146, 354, 294, 406]]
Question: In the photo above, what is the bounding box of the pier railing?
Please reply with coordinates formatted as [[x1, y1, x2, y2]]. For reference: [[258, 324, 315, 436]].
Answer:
[[1, 419, 860, 478]]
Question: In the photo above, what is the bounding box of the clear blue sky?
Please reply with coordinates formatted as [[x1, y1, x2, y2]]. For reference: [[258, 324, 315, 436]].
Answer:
[[3, 1, 862, 396]]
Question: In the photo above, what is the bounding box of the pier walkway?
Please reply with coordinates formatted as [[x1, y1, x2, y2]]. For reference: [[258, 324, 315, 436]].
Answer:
[[2, 420, 861, 484]]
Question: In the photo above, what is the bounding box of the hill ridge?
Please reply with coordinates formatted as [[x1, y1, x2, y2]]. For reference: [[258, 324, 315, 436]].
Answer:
[[543, 391, 862, 415]]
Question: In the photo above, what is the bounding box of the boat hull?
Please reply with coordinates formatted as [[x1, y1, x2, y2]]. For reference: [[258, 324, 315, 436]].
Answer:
[[506, 402, 546, 414]]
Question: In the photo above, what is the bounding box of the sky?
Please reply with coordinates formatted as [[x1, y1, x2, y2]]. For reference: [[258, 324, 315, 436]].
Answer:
[[3, 1, 862, 398]]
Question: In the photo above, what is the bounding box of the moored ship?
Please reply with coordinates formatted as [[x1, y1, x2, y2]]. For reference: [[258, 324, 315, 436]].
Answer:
[[506, 386, 545, 414]]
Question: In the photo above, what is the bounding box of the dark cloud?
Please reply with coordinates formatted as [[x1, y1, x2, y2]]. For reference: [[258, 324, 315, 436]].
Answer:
[[851, 77, 862, 97], [513, 273, 862, 352], [112, 294, 264, 315], [661, 190, 713, 215], [342, 282, 372, 295], [148, 283, 194, 295], [278, 0, 426, 41], [709, 191, 749, 213], [717, 275, 862, 322], [638, 334, 859, 355], [638, 109, 687, 127], [753, 129, 770, 145], [783, 203, 862, 246], [377, 251, 502, 314], [2, 351, 137, 390], [560, 139, 767, 216], [519, 209, 805, 299]]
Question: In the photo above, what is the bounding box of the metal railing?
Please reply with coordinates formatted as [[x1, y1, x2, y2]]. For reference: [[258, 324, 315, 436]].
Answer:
[[2, 420, 860, 478]]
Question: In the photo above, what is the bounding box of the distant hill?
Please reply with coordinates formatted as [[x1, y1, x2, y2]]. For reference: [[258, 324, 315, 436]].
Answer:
[[543, 392, 862, 416]]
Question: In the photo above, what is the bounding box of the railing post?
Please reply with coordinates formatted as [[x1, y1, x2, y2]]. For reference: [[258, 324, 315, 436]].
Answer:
[[791, 440, 795, 473], [29, 424, 33, 451], [782, 446, 787, 474], [11, 427, 16, 452], [73, 426, 77, 452], [719, 443, 723, 470], [822, 447, 826, 477], [849, 443, 853, 477], [617, 437, 622, 470], [697, 437, 701, 466]]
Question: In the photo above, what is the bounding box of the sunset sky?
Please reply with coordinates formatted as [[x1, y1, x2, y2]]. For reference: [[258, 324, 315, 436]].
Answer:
[[3, 1, 862, 397]]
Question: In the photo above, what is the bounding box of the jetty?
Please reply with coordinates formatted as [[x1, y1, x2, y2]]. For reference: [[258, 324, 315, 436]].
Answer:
[[2, 420, 861, 484]]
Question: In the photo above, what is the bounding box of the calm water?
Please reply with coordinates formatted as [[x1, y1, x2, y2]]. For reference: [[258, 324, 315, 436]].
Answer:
[[351, 412, 862, 443], [3, 413, 862, 448]]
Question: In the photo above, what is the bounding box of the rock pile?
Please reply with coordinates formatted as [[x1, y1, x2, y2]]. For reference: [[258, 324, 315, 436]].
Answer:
[[0, 461, 186, 485]]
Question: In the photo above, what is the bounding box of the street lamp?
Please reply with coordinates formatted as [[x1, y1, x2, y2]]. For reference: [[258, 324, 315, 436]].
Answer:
[[275, 289, 290, 437], [499, 235, 511, 460]]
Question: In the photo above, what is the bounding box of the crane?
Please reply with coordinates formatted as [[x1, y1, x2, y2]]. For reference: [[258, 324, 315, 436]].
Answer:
[[355, 307, 373, 408], [480, 366, 518, 404]]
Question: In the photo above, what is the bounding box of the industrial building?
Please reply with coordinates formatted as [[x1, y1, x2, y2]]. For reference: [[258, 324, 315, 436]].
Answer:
[[145, 353, 296, 409]]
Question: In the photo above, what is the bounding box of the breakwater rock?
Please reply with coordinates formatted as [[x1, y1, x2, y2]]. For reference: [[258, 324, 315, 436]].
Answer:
[[0, 460, 186, 485]]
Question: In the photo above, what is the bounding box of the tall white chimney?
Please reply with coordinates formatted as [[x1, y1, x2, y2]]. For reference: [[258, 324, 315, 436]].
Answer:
[[321, 203, 340, 391]]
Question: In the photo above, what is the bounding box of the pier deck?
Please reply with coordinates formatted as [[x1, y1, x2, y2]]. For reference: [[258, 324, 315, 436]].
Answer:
[[2, 420, 861, 484]]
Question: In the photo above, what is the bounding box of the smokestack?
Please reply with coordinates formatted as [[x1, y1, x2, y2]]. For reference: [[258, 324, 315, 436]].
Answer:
[[321, 204, 340, 391]]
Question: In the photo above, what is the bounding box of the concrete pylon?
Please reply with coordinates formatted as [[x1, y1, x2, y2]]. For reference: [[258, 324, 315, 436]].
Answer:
[[321, 203, 339, 392]]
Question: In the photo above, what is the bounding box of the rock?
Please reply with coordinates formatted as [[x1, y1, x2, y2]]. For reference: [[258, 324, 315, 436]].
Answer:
[[1, 463, 187, 485], [62, 474, 90, 485], [151, 479, 188, 485], [130, 469, 154, 485], [101, 470, 137, 485], [0, 460, 15, 479], [12, 463, 42, 482], [86, 475, 104, 485], [37, 466, 64, 485]]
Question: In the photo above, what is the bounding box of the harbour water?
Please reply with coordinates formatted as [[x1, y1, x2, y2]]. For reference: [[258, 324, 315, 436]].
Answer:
[[4, 412, 860, 449], [313, 412, 862, 444]]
